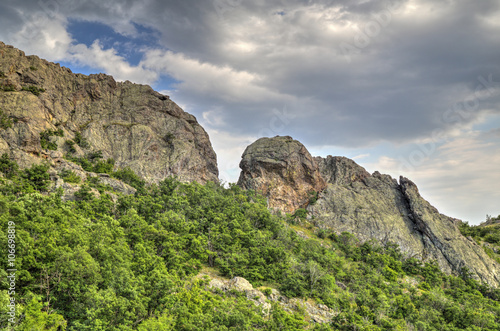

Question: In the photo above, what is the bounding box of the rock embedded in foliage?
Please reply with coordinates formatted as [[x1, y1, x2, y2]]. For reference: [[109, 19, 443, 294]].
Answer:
[[0, 41, 218, 184], [207, 275, 336, 323], [237, 136, 326, 214], [309, 156, 500, 287]]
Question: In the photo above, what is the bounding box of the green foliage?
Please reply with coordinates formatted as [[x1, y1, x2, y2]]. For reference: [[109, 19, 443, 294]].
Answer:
[[40, 128, 64, 150], [74, 131, 89, 148], [293, 208, 308, 219], [112, 166, 146, 192], [21, 85, 45, 96], [29, 66, 38, 71], [64, 139, 77, 153], [460, 220, 500, 264], [0, 171, 499, 330], [0, 153, 18, 178], [66, 151, 115, 174], [308, 190, 319, 204], [74, 184, 94, 201], [21, 163, 51, 191], [1, 84, 16, 92], [0, 110, 13, 129], [60, 169, 81, 184], [0, 71, 5, 77]]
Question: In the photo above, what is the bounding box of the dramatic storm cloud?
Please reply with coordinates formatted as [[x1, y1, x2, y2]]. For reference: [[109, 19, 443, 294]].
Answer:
[[1, 0, 499, 223]]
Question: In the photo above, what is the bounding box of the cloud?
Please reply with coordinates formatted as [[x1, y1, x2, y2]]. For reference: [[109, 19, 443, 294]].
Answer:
[[0, 0, 499, 223], [69, 41, 158, 84], [367, 130, 500, 224]]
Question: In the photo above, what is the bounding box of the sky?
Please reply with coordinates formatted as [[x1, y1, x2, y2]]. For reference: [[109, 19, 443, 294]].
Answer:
[[0, 0, 499, 224]]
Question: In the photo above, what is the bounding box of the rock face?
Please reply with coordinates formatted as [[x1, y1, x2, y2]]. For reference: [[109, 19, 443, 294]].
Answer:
[[309, 156, 500, 287], [237, 138, 500, 287], [237, 136, 326, 214], [0, 41, 218, 184]]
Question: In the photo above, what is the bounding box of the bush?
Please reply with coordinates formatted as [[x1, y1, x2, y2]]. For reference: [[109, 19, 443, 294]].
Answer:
[[60, 169, 81, 184], [22, 163, 50, 191], [2, 84, 16, 92], [74, 131, 89, 148], [74, 185, 94, 201], [40, 129, 64, 150], [293, 208, 308, 220], [112, 166, 145, 191], [308, 190, 318, 204], [0, 110, 13, 129], [65, 140, 77, 153], [21, 85, 46, 96], [0, 153, 19, 178]]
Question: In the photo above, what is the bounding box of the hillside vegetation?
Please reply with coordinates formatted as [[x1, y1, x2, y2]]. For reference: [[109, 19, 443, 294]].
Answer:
[[1, 156, 500, 330]]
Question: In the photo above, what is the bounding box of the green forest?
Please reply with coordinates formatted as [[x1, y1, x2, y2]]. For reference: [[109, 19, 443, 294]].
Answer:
[[1, 156, 500, 330]]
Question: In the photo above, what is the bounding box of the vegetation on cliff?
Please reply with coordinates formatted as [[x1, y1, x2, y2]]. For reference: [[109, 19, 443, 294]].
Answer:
[[1, 156, 500, 330]]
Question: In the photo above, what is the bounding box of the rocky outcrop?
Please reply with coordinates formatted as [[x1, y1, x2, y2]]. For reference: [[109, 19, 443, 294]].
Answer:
[[236, 137, 500, 287], [309, 156, 500, 287], [0, 41, 218, 184], [237, 136, 326, 214], [206, 275, 337, 323]]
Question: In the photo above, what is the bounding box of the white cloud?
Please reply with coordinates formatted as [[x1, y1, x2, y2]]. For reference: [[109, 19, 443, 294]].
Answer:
[[141, 49, 290, 103], [68, 41, 158, 84]]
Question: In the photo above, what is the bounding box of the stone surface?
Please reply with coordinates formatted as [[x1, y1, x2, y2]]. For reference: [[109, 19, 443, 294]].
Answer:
[[207, 275, 336, 322], [0, 41, 218, 184], [309, 156, 500, 287], [237, 136, 326, 214]]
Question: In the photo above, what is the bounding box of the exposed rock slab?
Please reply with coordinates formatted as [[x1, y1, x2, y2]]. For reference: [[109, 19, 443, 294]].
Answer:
[[237, 136, 326, 214], [0, 41, 218, 184], [309, 156, 500, 287], [207, 275, 337, 323]]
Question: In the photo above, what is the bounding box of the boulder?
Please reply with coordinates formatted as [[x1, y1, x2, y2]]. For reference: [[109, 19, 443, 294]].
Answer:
[[237, 136, 326, 214]]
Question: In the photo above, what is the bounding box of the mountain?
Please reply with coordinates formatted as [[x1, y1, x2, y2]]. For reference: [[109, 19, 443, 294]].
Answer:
[[238, 136, 500, 287], [0, 41, 218, 190], [1, 44, 500, 330]]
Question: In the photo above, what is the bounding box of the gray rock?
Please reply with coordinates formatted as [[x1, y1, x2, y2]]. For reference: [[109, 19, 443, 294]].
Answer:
[[309, 156, 500, 287], [0, 41, 218, 185], [237, 136, 326, 214]]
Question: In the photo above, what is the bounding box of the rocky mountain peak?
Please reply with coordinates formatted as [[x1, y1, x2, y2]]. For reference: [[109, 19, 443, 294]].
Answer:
[[0, 41, 218, 185], [238, 136, 500, 287], [237, 136, 326, 214]]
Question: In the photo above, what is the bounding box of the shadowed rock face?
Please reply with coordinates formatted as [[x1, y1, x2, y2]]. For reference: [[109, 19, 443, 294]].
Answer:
[[309, 156, 500, 287], [0, 42, 218, 184], [237, 136, 326, 214]]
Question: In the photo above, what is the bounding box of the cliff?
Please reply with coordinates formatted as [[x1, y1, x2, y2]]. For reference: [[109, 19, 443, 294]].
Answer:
[[0, 41, 218, 186], [238, 137, 500, 287], [237, 136, 326, 213]]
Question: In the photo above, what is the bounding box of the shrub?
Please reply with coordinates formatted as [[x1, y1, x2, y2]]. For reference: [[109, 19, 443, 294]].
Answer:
[[60, 169, 81, 184], [293, 208, 308, 219], [0, 110, 13, 129], [74, 185, 94, 201], [40, 129, 62, 150], [2, 84, 16, 92], [0, 153, 19, 178], [22, 163, 50, 191], [308, 190, 318, 204], [65, 140, 77, 153], [22, 85, 46, 96], [112, 166, 145, 191], [74, 131, 89, 148]]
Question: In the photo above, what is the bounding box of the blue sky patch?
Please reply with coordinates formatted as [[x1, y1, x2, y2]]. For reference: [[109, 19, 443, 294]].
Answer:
[[67, 19, 161, 66]]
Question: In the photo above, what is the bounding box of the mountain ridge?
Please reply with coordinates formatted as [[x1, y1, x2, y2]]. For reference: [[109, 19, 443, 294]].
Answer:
[[238, 136, 500, 287], [0, 41, 218, 190]]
